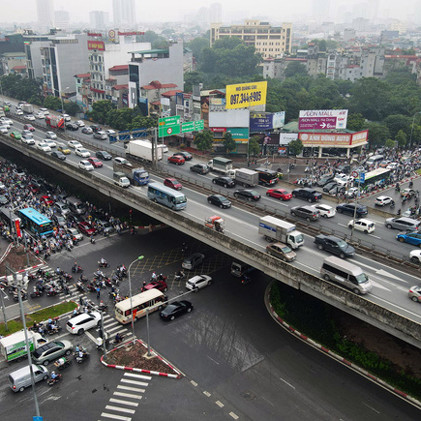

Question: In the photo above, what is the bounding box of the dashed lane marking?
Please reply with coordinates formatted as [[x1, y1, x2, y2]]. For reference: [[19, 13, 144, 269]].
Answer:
[[216, 401, 224, 408], [203, 391, 211, 397], [229, 412, 239, 420]]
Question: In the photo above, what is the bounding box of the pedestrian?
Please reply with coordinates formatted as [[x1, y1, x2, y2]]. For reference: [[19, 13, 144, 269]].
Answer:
[[96, 286, 101, 299]]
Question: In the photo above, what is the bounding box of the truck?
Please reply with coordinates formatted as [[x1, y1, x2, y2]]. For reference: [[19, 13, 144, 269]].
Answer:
[[112, 162, 149, 186], [255, 167, 279, 186], [21, 104, 34, 114], [207, 157, 235, 177], [258, 215, 304, 250], [234, 168, 259, 187], [113, 172, 131, 188], [126, 139, 163, 162], [45, 115, 65, 130], [0, 330, 47, 362]]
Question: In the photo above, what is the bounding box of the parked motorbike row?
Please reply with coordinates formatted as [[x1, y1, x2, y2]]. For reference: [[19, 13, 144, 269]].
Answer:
[[29, 317, 62, 336]]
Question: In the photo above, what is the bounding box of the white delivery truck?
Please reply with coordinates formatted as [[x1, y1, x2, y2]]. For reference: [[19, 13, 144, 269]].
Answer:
[[126, 139, 163, 162], [21, 104, 34, 114], [258, 215, 304, 249], [0, 330, 47, 362], [234, 168, 259, 187], [207, 157, 235, 177], [113, 172, 130, 188]]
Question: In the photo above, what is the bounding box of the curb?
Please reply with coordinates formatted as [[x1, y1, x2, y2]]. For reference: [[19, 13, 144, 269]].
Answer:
[[265, 284, 421, 410], [100, 338, 182, 379]]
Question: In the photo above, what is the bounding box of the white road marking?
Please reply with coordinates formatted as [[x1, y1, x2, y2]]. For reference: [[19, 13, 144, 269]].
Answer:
[[374, 295, 421, 319], [376, 268, 408, 282], [203, 391, 211, 397], [103, 320, 118, 328], [120, 379, 149, 387], [229, 412, 239, 420], [280, 377, 296, 389], [106, 325, 123, 333], [368, 234, 381, 239], [215, 400, 224, 408], [207, 355, 220, 365], [123, 373, 152, 380], [117, 385, 145, 393], [362, 402, 381, 414], [113, 392, 142, 400], [101, 412, 132, 420], [105, 405, 135, 414], [109, 398, 139, 407]]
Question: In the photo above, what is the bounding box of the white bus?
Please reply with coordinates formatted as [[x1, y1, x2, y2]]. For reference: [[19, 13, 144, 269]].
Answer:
[[115, 289, 167, 324], [147, 182, 187, 211]]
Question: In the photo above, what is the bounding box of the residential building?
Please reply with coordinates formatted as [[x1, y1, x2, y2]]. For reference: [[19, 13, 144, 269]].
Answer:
[[140, 80, 180, 116], [74, 73, 91, 113], [37, 0, 54, 31], [1, 52, 27, 76], [113, 0, 136, 29], [210, 20, 292, 59]]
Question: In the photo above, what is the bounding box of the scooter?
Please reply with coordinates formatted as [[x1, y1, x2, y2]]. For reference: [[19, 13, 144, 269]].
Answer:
[[98, 260, 110, 268], [174, 271, 186, 282], [47, 373, 62, 386], [75, 350, 90, 364], [30, 289, 43, 298], [72, 265, 83, 274]]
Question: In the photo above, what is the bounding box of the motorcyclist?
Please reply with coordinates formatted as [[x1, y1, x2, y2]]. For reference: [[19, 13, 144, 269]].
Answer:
[[100, 257, 107, 266], [151, 272, 157, 281], [115, 333, 123, 343], [51, 371, 58, 381]]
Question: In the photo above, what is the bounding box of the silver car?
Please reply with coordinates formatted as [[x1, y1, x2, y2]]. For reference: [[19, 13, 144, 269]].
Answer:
[[385, 217, 420, 231]]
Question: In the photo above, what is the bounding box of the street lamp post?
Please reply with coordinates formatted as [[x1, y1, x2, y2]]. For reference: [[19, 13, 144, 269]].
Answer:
[[409, 111, 421, 148], [59, 86, 70, 133], [128, 255, 144, 344]]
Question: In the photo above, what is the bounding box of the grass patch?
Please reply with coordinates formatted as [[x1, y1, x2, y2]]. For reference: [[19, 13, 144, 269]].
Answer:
[[0, 301, 77, 336]]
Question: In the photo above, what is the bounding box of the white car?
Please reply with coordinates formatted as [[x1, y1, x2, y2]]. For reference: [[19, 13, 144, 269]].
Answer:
[[16, 109, 24, 115], [185, 275, 212, 291], [78, 160, 94, 171], [37, 142, 51, 152], [61, 113, 71, 122], [24, 114, 35, 121], [0, 126, 8, 134], [0, 121, 10, 129], [387, 162, 399, 170], [345, 187, 359, 199], [311, 204, 336, 218], [1, 118, 12, 125], [75, 147, 90, 158], [106, 129, 116, 135], [375, 196, 393, 206], [114, 157, 132, 167], [410, 250, 421, 264], [21, 137, 35, 145], [68, 140, 83, 149], [43, 139, 57, 148], [76, 120, 85, 127], [39, 107, 49, 115], [46, 131, 57, 139], [348, 218, 375, 234], [35, 112, 45, 119], [66, 311, 101, 335]]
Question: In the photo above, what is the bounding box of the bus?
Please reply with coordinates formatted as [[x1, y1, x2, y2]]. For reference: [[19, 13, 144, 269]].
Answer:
[[365, 154, 384, 167], [115, 289, 167, 324], [16, 207, 54, 237], [147, 182, 187, 211], [358, 168, 391, 189]]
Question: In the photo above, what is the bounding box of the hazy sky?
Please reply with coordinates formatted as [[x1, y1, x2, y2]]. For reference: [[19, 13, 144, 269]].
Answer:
[[1, 0, 418, 23]]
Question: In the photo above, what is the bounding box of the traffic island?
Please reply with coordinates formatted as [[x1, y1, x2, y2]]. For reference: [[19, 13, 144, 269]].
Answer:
[[101, 338, 182, 379]]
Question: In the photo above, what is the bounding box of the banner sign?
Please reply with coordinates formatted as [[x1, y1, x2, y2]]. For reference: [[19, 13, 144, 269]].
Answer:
[[250, 111, 285, 131], [298, 109, 348, 130], [226, 81, 267, 110], [226, 127, 249, 141], [158, 116, 180, 137], [14, 219, 21, 238], [88, 40, 105, 51]]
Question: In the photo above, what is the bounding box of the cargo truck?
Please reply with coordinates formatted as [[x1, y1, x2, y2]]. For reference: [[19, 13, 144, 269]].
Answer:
[[21, 104, 34, 114], [255, 168, 279, 186], [112, 162, 149, 186], [45, 115, 65, 130], [126, 139, 163, 162], [234, 168, 259, 187], [0, 330, 47, 362], [258, 215, 304, 249], [207, 157, 235, 177], [113, 172, 130, 188]]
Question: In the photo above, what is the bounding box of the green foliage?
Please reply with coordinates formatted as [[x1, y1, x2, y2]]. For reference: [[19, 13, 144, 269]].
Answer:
[[184, 71, 205, 93], [1, 74, 41, 102], [363, 121, 390, 146], [284, 61, 308, 78], [410, 124, 421, 146], [385, 138, 396, 148], [248, 136, 261, 156], [223, 131, 236, 153], [384, 114, 412, 138], [186, 36, 209, 62], [139, 30, 168, 49], [88, 100, 116, 124], [127, 115, 157, 131], [288, 139, 303, 156], [64, 101, 81, 116], [44, 95, 62, 111], [194, 130, 213, 151], [347, 113, 365, 131], [396, 129, 407, 147]]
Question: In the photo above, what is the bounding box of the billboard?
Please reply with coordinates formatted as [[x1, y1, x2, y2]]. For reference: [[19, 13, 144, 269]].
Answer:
[[209, 109, 249, 128], [250, 111, 285, 131], [279, 133, 298, 145], [226, 81, 267, 109], [298, 109, 348, 130], [226, 127, 249, 142], [88, 40, 105, 51], [298, 130, 368, 147]]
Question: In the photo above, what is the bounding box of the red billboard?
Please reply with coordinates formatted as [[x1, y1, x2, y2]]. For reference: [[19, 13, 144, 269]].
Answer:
[[298, 130, 368, 147], [299, 109, 348, 130], [88, 40, 105, 51]]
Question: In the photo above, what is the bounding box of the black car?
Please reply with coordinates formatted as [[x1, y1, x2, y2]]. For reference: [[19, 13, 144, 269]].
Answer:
[[336, 203, 368, 217], [190, 164, 210, 175], [317, 176, 335, 187], [212, 176, 235, 188], [174, 151, 192, 161], [160, 300, 193, 321], [292, 188, 322, 202], [66, 122, 79, 131], [89, 125, 102, 133], [50, 151, 66, 161], [234, 189, 261, 201], [96, 150, 112, 160], [207, 194, 231, 209], [66, 213, 84, 225], [314, 234, 355, 258], [322, 181, 338, 192], [82, 127, 93, 134]]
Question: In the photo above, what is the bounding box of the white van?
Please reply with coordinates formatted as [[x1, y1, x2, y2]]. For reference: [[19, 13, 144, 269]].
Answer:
[[320, 256, 373, 295], [366, 155, 384, 167], [9, 364, 49, 392]]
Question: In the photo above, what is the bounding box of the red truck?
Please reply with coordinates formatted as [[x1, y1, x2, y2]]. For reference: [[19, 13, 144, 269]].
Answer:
[[45, 115, 65, 130]]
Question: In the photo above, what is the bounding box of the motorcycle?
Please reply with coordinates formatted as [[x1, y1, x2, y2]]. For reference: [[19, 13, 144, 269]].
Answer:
[[47, 289, 58, 297], [30, 289, 43, 298], [63, 273, 73, 282], [72, 265, 83, 274], [47, 324, 62, 335], [98, 260, 110, 268], [86, 283, 96, 293], [47, 373, 62, 386], [174, 271, 186, 282], [395, 184, 401, 192], [114, 334, 125, 345], [76, 282, 85, 293], [75, 350, 89, 364]]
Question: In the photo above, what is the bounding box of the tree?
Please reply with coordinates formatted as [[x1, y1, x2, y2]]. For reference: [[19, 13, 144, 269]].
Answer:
[[194, 130, 213, 152], [347, 113, 365, 131], [139, 31, 168, 49], [223, 132, 236, 153], [384, 114, 412, 138], [43, 95, 61, 111], [363, 122, 390, 147], [385, 139, 396, 149], [288, 139, 303, 156], [88, 100, 115, 124], [395, 129, 407, 147], [248, 136, 261, 157], [64, 101, 81, 116], [284, 62, 308, 78], [184, 71, 205, 93], [187, 36, 209, 63]]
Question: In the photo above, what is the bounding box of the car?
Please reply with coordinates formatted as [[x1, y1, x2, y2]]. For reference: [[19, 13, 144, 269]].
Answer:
[[163, 178, 182, 190], [0, 125, 8, 134], [54, 201, 71, 216], [66, 122, 79, 131], [21, 136, 35, 145], [75, 147, 91, 158], [93, 131, 107, 140], [290, 205, 320, 221], [76, 120, 85, 127], [16, 109, 23, 115], [61, 113, 71, 122], [336, 203, 368, 217], [190, 163, 210, 174], [182, 252, 205, 270], [375, 196, 393, 206], [106, 129, 116, 135], [66, 311, 101, 335], [266, 188, 292, 201], [0, 119, 11, 129], [96, 150, 112, 160], [21, 129, 33, 137], [52, 214, 66, 228], [212, 176, 236, 188], [82, 127, 93, 134], [114, 157, 132, 166], [43, 139, 57, 148], [96, 218, 115, 235], [387, 162, 399, 170], [87, 157, 103, 168], [89, 125, 102, 133], [186, 275, 212, 291], [410, 250, 421, 264], [66, 227, 83, 243], [314, 234, 355, 258], [36, 142, 51, 152], [51, 151, 66, 161], [311, 204, 336, 218], [401, 188, 416, 199], [78, 160, 94, 171], [317, 176, 335, 187], [174, 151, 192, 161], [141, 279, 168, 292], [57, 145, 71, 154], [77, 221, 96, 236], [344, 187, 359, 199], [32, 340, 73, 365], [10, 131, 21, 140], [207, 194, 231, 208], [168, 155, 185, 165], [396, 231, 421, 247], [24, 114, 35, 121], [408, 285, 421, 302], [40, 195, 54, 206], [323, 181, 338, 192], [234, 189, 261, 201], [0, 195, 10, 205], [292, 188, 322, 202], [46, 131, 57, 139], [68, 140, 82, 149], [348, 218, 375, 234], [39, 107, 49, 114], [35, 112, 45, 119], [385, 217, 420, 231], [160, 300, 193, 321], [266, 242, 296, 262], [23, 124, 35, 132]]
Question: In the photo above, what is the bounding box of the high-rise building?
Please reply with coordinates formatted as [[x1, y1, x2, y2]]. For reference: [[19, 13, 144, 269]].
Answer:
[[37, 0, 54, 31], [209, 3, 222, 23], [54, 10, 70, 31], [113, 0, 136, 28], [89, 11, 109, 30]]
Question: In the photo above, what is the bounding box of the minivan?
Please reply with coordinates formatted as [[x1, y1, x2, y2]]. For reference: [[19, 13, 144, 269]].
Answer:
[[9, 364, 49, 392], [67, 199, 87, 215], [320, 256, 372, 295]]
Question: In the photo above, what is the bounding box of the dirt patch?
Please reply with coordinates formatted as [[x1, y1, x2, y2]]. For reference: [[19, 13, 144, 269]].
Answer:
[[0, 244, 42, 276], [104, 341, 179, 376]]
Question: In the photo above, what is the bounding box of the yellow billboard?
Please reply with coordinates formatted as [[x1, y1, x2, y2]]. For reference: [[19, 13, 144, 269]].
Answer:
[[226, 81, 267, 109]]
